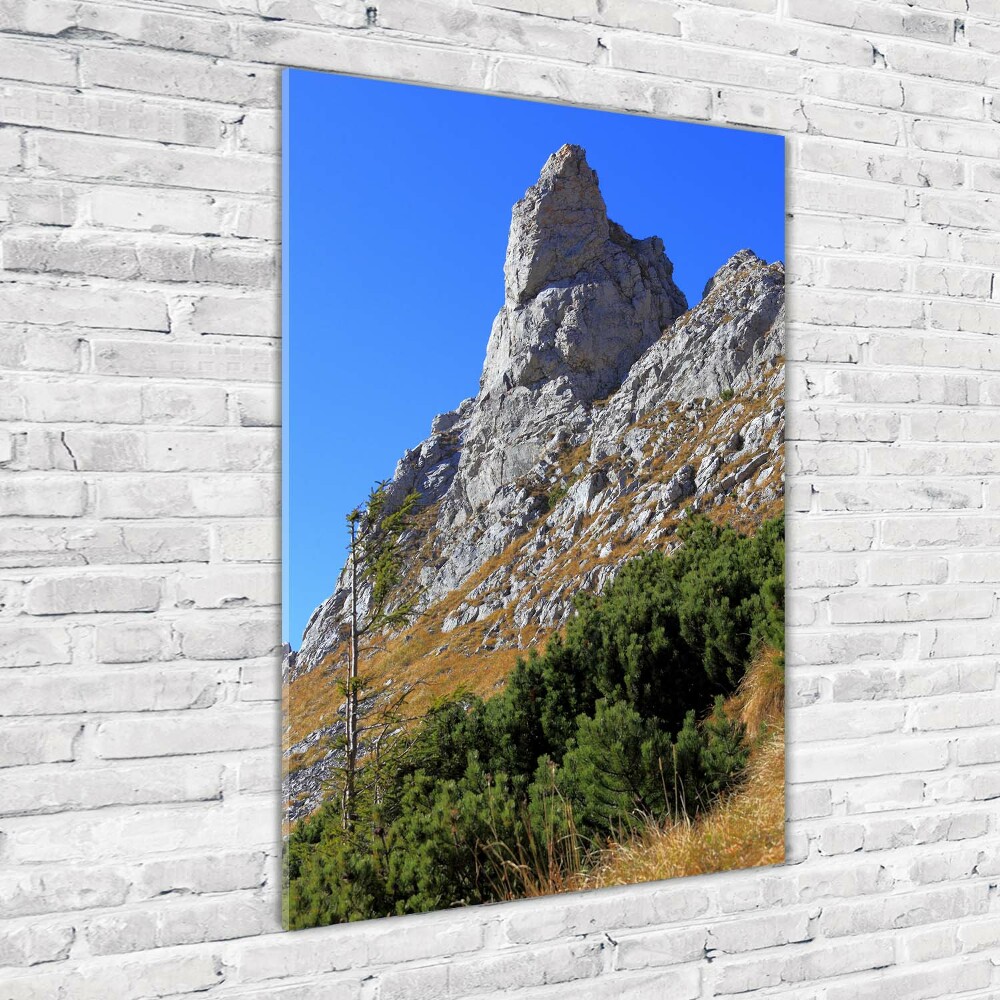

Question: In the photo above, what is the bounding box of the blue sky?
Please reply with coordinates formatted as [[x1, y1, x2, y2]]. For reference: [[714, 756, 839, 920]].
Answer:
[[283, 69, 785, 646]]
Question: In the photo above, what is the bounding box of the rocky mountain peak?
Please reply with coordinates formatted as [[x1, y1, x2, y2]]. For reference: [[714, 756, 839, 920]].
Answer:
[[480, 144, 687, 404], [702, 248, 766, 298], [290, 147, 783, 727], [503, 143, 609, 306]]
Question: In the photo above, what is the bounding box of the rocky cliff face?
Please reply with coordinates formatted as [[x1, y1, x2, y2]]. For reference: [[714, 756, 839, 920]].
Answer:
[[293, 144, 782, 680], [285, 145, 783, 815]]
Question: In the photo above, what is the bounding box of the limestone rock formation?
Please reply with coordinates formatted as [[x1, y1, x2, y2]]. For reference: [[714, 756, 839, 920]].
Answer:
[[286, 145, 784, 816]]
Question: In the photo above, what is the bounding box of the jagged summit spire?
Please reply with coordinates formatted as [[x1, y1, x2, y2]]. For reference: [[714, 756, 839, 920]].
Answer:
[[482, 145, 687, 405], [503, 144, 610, 306]]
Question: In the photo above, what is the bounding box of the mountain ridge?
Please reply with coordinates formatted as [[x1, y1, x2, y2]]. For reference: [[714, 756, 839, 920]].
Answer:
[[284, 145, 784, 818]]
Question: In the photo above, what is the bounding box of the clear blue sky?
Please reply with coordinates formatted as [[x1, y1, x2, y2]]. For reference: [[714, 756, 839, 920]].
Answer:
[[282, 69, 785, 646]]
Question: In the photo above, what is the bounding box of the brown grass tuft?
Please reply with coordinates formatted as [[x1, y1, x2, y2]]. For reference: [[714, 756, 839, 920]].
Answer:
[[576, 723, 785, 889], [728, 644, 785, 737]]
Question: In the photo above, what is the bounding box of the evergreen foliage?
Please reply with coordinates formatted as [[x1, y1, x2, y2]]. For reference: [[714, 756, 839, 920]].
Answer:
[[286, 514, 784, 927]]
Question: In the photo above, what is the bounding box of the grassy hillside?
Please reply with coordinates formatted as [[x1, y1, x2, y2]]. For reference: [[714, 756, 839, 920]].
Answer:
[[284, 516, 784, 927]]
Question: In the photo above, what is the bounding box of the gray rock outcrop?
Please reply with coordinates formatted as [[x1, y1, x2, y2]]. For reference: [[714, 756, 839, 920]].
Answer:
[[292, 145, 784, 681]]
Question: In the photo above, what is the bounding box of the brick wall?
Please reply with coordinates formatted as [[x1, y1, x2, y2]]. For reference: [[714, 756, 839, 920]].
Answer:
[[1, 1, 998, 997]]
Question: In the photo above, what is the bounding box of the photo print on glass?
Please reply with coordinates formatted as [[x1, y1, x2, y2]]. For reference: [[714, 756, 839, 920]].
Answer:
[[282, 69, 786, 929]]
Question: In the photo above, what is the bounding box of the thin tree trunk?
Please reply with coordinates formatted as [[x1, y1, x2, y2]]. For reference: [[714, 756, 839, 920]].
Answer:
[[344, 518, 359, 831]]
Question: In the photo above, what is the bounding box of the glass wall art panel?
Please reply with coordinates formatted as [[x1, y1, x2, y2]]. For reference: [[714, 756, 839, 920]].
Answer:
[[282, 68, 786, 929]]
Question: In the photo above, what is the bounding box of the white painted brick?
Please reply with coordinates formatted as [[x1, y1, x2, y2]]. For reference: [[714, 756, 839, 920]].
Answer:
[[171, 566, 279, 610], [608, 33, 802, 91], [900, 78, 989, 120], [0, 81, 224, 146], [94, 620, 177, 664], [59, 523, 210, 566], [818, 256, 908, 291], [495, 57, 713, 122], [924, 624, 1000, 659], [0, 325, 81, 372], [83, 894, 274, 955], [801, 141, 960, 189], [824, 958, 991, 1000], [188, 293, 279, 338], [0, 920, 75, 967], [0, 948, 224, 1000], [0, 719, 80, 768], [234, 23, 491, 94], [820, 883, 990, 938], [868, 554, 950, 585], [711, 936, 895, 994], [0, 0, 75, 35], [869, 331, 1000, 371], [0, 36, 77, 86], [90, 338, 278, 382], [24, 573, 162, 615], [0, 477, 85, 516], [922, 190, 1000, 230], [913, 262, 993, 298], [132, 849, 267, 899], [504, 884, 708, 944], [911, 693, 1000, 731], [927, 297, 1000, 335], [817, 821, 865, 855], [816, 481, 980, 514], [957, 916, 1000, 953], [176, 615, 279, 659], [87, 186, 273, 241], [837, 775, 926, 814], [45, 428, 278, 473], [878, 39, 993, 85], [792, 408, 900, 441], [613, 926, 705, 969], [952, 552, 1000, 582], [236, 747, 277, 789], [141, 384, 228, 426], [1, 756, 223, 814], [80, 48, 272, 106], [232, 388, 279, 427], [94, 710, 273, 759], [716, 89, 805, 132], [33, 133, 275, 196], [2, 229, 275, 288], [828, 588, 993, 624], [236, 108, 279, 155], [75, 3, 233, 56], [6, 178, 78, 226], [791, 176, 907, 219], [790, 216, 950, 258], [791, 701, 905, 740], [0, 864, 130, 918], [0, 282, 168, 331], [215, 520, 280, 561], [0, 376, 142, 424], [94, 473, 276, 518], [789, 737, 949, 782], [880, 514, 1000, 547], [0, 624, 72, 666], [789, 0, 954, 42], [801, 100, 900, 145], [0, 666, 218, 719], [377, 0, 604, 64]]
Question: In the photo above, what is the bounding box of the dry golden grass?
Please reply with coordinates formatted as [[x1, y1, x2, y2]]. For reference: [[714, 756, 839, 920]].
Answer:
[[729, 644, 785, 737], [576, 723, 785, 890], [568, 648, 786, 891]]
